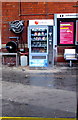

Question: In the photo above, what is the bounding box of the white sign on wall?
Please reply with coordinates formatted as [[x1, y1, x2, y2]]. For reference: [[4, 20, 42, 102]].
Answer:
[[29, 19, 54, 26], [56, 13, 78, 18]]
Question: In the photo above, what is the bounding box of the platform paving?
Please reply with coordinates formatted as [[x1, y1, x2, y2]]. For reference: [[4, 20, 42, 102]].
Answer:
[[1, 65, 78, 118]]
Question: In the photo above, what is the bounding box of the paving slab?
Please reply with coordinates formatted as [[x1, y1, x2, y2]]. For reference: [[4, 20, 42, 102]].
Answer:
[[1, 65, 78, 118]]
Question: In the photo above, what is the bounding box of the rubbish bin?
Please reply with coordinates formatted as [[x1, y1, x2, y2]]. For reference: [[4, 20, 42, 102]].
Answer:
[[20, 56, 27, 66]]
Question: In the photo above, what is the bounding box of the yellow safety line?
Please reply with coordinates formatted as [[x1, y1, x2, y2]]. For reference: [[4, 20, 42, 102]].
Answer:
[[0, 117, 76, 120]]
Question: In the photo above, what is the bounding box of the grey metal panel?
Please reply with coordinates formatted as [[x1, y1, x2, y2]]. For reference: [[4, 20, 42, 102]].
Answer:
[[53, 14, 58, 65]]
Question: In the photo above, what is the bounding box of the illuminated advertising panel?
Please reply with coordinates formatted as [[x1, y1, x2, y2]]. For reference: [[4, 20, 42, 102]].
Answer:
[[60, 22, 74, 44], [30, 59, 48, 67]]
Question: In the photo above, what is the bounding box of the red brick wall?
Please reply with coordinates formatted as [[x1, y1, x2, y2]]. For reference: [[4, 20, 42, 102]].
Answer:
[[2, 2, 77, 62], [2, 2, 77, 43]]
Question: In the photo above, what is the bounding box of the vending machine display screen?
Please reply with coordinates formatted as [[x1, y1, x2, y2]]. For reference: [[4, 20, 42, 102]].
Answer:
[[31, 28, 47, 53], [60, 22, 74, 44]]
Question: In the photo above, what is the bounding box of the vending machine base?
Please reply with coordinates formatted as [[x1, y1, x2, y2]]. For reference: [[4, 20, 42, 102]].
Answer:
[[29, 55, 48, 67]]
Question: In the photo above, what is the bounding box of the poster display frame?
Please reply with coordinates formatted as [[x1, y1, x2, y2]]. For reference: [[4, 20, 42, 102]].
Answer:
[[57, 18, 76, 46]]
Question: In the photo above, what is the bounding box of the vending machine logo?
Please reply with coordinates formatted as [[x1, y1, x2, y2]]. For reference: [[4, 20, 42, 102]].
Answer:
[[35, 21, 39, 25], [34, 21, 47, 25], [29, 20, 54, 25]]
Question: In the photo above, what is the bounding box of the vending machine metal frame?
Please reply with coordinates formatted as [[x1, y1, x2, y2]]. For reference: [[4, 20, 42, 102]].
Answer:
[[28, 19, 54, 67]]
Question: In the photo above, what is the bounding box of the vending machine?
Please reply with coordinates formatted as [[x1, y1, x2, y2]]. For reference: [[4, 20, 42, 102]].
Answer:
[[28, 20, 54, 67]]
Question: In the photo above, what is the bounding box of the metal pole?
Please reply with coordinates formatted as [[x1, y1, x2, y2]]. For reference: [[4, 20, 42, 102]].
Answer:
[[70, 60, 72, 67]]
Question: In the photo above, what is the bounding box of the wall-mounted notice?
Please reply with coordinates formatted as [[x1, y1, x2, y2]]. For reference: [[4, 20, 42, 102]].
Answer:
[[60, 22, 74, 44], [76, 20, 78, 43]]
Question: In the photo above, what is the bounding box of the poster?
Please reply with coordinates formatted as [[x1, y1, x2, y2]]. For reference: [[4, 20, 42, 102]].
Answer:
[[60, 22, 74, 44]]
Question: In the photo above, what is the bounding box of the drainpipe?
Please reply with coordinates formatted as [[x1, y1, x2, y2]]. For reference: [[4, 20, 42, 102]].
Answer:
[[73, 5, 78, 7]]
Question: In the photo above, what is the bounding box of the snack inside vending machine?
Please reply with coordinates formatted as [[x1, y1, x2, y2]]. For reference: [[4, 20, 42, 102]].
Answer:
[[28, 19, 54, 67]]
